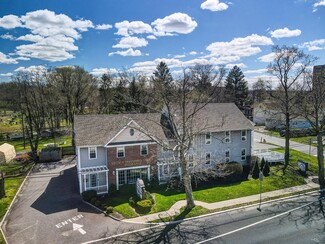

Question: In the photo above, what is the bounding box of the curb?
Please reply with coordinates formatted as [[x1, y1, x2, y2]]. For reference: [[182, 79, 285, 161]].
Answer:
[[0, 164, 35, 244]]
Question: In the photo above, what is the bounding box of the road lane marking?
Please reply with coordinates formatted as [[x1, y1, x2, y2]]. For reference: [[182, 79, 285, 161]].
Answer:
[[196, 200, 319, 244], [73, 223, 86, 235]]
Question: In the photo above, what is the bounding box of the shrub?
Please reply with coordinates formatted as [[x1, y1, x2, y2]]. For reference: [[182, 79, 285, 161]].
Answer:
[[90, 197, 97, 205], [136, 199, 152, 214], [218, 162, 243, 182], [95, 200, 102, 207], [109, 184, 119, 197], [129, 196, 136, 207], [242, 165, 251, 180], [262, 160, 270, 177], [82, 190, 97, 202], [106, 206, 114, 215], [252, 160, 260, 179], [146, 192, 155, 204]]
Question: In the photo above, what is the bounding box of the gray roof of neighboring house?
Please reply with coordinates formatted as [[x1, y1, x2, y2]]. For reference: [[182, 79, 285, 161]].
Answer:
[[74, 113, 165, 147], [168, 103, 254, 134]]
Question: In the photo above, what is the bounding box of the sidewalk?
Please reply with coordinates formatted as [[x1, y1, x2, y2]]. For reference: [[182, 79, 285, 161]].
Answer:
[[125, 178, 319, 223]]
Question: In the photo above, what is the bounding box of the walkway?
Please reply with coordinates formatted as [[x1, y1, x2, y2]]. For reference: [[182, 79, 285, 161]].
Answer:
[[125, 178, 319, 223]]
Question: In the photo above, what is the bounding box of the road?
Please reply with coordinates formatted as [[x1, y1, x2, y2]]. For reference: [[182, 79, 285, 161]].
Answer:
[[254, 131, 318, 156], [92, 193, 325, 244], [1, 159, 139, 244]]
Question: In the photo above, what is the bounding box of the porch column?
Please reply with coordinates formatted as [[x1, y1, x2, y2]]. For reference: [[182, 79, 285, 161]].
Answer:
[[106, 171, 109, 192], [116, 170, 119, 190]]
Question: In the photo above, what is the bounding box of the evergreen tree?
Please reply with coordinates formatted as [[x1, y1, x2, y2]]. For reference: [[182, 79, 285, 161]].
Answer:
[[252, 159, 260, 179], [262, 159, 270, 177], [224, 65, 248, 108]]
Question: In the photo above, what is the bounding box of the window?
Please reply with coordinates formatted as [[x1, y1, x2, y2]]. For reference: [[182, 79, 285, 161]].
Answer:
[[241, 130, 247, 141], [206, 153, 211, 165], [90, 174, 97, 187], [225, 149, 230, 163], [205, 133, 211, 144], [129, 128, 134, 136], [225, 131, 231, 143], [140, 144, 148, 156], [89, 147, 97, 159], [118, 168, 148, 186], [188, 154, 194, 167], [241, 148, 246, 161], [117, 147, 125, 158]]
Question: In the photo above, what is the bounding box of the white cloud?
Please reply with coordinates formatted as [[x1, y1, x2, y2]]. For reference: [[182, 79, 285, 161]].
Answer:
[[0, 33, 15, 40], [95, 24, 112, 30], [206, 34, 273, 62], [258, 52, 275, 62], [151, 12, 198, 36], [189, 51, 197, 55], [174, 54, 186, 58], [0, 52, 17, 64], [115, 20, 153, 36], [113, 36, 148, 49], [200, 0, 229, 12], [225, 63, 247, 69], [313, 0, 325, 12], [269, 27, 301, 38], [0, 72, 13, 77], [0, 15, 22, 29], [14, 65, 47, 73], [90, 68, 118, 76], [244, 68, 268, 74], [15, 35, 78, 61], [147, 35, 157, 40], [0, 9, 101, 62], [300, 39, 325, 51], [109, 48, 142, 56]]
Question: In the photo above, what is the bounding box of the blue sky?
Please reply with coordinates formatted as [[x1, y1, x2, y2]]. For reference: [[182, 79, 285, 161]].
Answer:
[[0, 0, 325, 86]]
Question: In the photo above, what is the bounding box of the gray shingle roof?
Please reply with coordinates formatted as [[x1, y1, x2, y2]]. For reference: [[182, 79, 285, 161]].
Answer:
[[74, 113, 165, 146], [74, 103, 254, 146], [169, 103, 254, 134]]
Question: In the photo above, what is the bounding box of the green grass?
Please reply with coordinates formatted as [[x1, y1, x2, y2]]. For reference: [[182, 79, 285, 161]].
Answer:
[[274, 148, 318, 174], [0, 135, 72, 152], [107, 164, 306, 219]]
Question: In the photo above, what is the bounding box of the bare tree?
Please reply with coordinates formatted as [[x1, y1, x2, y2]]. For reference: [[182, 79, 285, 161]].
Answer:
[[14, 70, 48, 160], [301, 66, 325, 197], [48, 66, 97, 146], [267, 45, 317, 173], [135, 64, 226, 210]]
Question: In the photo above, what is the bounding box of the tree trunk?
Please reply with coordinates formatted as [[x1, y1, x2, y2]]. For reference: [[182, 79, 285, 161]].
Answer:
[[183, 173, 195, 210], [317, 133, 325, 198]]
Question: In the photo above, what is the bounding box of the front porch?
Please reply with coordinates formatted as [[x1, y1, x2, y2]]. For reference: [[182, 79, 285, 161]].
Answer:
[[79, 166, 109, 194]]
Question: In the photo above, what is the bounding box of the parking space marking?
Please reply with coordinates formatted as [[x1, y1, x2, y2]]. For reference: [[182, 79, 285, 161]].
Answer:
[[55, 214, 84, 229]]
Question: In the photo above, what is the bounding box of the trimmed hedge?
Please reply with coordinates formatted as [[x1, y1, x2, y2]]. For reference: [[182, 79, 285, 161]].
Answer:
[[136, 199, 152, 214], [81, 190, 97, 202]]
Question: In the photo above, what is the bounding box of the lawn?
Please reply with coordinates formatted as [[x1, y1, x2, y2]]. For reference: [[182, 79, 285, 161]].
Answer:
[[274, 148, 319, 174], [0, 135, 72, 153], [105, 164, 307, 218]]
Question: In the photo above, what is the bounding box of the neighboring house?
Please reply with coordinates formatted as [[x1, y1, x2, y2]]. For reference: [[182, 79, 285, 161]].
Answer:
[[253, 102, 278, 126], [265, 116, 312, 131], [74, 103, 254, 194], [0, 143, 16, 164]]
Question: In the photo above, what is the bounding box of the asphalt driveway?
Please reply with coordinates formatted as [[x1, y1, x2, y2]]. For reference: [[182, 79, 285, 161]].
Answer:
[[1, 158, 138, 244]]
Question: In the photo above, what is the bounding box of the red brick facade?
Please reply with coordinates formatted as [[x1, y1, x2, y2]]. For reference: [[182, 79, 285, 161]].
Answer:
[[107, 144, 157, 184]]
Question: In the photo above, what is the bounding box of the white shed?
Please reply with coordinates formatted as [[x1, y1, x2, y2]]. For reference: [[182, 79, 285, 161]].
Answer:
[[0, 143, 16, 164]]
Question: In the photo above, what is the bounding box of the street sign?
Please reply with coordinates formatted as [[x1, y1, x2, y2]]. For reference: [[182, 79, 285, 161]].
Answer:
[[73, 223, 86, 235], [259, 171, 264, 181]]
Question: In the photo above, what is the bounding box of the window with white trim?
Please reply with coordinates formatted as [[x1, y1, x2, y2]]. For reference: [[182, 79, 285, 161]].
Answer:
[[188, 154, 194, 167], [241, 130, 247, 141], [241, 148, 246, 161], [205, 133, 211, 144], [140, 144, 148, 156], [206, 152, 211, 165], [225, 131, 231, 143], [225, 149, 230, 163], [89, 147, 97, 159], [117, 147, 125, 158]]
